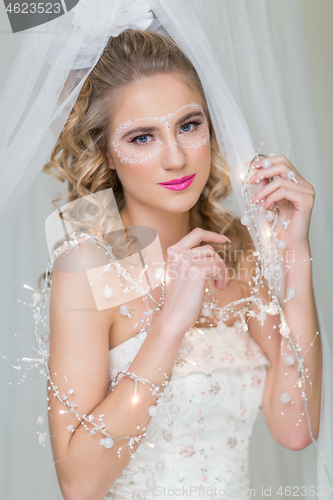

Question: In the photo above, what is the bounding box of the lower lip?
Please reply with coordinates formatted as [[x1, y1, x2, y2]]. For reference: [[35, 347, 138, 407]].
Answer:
[[159, 175, 195, 191]]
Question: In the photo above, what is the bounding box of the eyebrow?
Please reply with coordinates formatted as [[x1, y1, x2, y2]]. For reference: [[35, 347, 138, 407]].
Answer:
[[120, 110, 205, 139]]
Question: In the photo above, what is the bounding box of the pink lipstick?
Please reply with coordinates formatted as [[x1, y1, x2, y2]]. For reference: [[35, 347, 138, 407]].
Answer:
[[159, 174, 195, 191]]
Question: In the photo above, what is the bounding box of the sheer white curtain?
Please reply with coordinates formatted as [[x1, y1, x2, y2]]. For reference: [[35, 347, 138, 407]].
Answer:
[[1, 1, 332, 499], [203, 0, 333, 495]]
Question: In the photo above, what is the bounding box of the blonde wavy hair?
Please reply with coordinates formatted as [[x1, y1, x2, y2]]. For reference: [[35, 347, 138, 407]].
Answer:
[[43, 29, 252, 271]]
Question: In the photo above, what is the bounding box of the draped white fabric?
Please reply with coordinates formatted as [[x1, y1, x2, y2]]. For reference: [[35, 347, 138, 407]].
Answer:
[[1, 1, 332, 499], [201, 0, 333, 494]]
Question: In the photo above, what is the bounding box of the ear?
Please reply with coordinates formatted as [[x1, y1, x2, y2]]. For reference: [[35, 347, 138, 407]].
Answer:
[[106, 151, 116, 170]]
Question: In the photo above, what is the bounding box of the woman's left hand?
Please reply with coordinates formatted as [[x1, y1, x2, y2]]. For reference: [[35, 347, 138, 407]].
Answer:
[[247, 155, 316, 249]]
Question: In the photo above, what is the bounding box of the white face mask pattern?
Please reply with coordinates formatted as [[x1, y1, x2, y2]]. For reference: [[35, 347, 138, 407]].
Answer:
[[111, 103, 210, 165]]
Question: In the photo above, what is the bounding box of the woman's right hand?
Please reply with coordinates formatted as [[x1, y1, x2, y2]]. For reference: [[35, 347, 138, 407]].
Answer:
[[159, 228, 230, 334]]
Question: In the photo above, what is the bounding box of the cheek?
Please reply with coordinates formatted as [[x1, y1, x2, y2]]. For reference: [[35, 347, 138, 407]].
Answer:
[[189, 142, 211, 174], [112, 160, 154, 190]]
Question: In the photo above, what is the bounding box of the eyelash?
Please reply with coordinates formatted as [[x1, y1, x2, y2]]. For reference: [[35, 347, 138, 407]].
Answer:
[[128, 120, 203, 144]]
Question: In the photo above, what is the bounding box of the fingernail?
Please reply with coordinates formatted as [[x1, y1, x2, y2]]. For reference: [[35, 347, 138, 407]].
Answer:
[[220, 235, 231, 243], [215, 280, 223, 291], [247, 174, 255, 184]]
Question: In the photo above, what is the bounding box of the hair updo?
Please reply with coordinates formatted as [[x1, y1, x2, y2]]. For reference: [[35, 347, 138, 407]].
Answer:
[[43, 29, 252, 269]]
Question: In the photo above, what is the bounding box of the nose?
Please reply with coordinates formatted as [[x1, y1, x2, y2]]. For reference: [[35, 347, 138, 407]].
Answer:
[[160, 139, 187, 171]]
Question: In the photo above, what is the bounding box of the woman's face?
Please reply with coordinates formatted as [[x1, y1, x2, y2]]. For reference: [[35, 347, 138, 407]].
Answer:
[[107, 73, 211, 215]]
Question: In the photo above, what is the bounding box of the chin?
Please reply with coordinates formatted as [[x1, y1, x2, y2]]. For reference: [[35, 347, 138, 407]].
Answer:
[[159, 190, 202, 213]]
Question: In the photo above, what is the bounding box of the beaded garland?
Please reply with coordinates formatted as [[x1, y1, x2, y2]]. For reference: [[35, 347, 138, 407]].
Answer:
[[2, 154, 330, 485]]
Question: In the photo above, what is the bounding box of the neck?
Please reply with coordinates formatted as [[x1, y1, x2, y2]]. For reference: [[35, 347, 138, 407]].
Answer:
[[120, 203, 192, 260]]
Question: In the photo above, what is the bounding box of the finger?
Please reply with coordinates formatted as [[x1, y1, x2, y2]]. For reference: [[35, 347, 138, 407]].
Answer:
[[189, 245, 225, 263], [170, 227, 230, 253], [261, 186, 315, 211], [247, 163, 306, 186], [251, 177, 314, 205], [196, 257, 228, 290], [256, 155, 293, 170]]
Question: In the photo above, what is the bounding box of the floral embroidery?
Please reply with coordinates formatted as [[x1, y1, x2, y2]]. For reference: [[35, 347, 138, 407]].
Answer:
[[222, 352, 235, 363], [225, 436, 237, 448], [244, 345, 254, 358], [251, 375, 262, 387], [180, 445, 196, 458], [209, 382, 221, 394]]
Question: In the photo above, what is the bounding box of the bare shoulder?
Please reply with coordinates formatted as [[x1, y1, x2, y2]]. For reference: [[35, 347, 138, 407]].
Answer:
[[48, 241, 114, 469]]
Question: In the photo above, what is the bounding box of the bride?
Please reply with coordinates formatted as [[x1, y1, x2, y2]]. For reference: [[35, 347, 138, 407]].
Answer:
[[45, 29, 322, 500]]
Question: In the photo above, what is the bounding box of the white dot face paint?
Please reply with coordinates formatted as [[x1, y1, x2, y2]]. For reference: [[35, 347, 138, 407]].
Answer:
[[112, 103, 210, 165]]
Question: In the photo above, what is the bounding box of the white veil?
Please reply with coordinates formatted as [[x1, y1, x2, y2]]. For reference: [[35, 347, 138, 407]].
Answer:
[[0, 0, 332, 496]]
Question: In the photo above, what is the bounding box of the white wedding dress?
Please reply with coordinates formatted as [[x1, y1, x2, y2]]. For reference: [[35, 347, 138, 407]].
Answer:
[[105, 324, 270, 500]]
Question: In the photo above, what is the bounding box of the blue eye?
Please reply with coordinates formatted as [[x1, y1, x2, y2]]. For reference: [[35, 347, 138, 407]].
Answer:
[[181, 123, 193, 132], [180, 121, 201, 133], [135, 135, 151, 144], [130, 134, 151, 144]]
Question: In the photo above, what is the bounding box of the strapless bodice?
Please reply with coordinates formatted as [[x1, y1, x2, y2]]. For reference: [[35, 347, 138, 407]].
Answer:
[[105, 325, 270, 500]]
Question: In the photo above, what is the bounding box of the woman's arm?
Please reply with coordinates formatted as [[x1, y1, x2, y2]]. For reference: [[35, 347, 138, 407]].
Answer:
[[48, 229, 228, 500], [244, 155, 322, 450], [49, 266, 183, 500], [242, 246, 322, 450]]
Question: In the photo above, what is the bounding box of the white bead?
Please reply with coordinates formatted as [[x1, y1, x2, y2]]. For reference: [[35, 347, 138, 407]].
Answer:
[[257, 311, 267, 322], [280, 392, 291, 403], [286, 170, 296, 182], [201, 306, 211, 317], [240, 214, 251, 226], [279, 324, 290, 336], [287, 288, 297, 299], [217, 322, 228, 333], [148, 406, 159, 417], [37, 432, 47, 445], [234, 320, 243, 331], [68, 388, 74, 395], [67, 425, 74, 432], [261, 158, 272, 169], [267, 303, 278, 315], [103, 286, 113, 299], [263, 268, 273, 280], [277, 239, 287, 250], [155, 461, 165, 471], [32, 292, 43, 303], [41, 333, 50, 343], [276, 239, 287, 250], [36, 415, 45, 426], [88, 414, 94, 422], [265, 211, 275, 221], [101, 437, 114, 448], [119, 305, 130, 316], [285, 355, 295, 366], [169, 404, 180, 414], [155, 267, 165, 280], [146, 478, 156, 489]]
